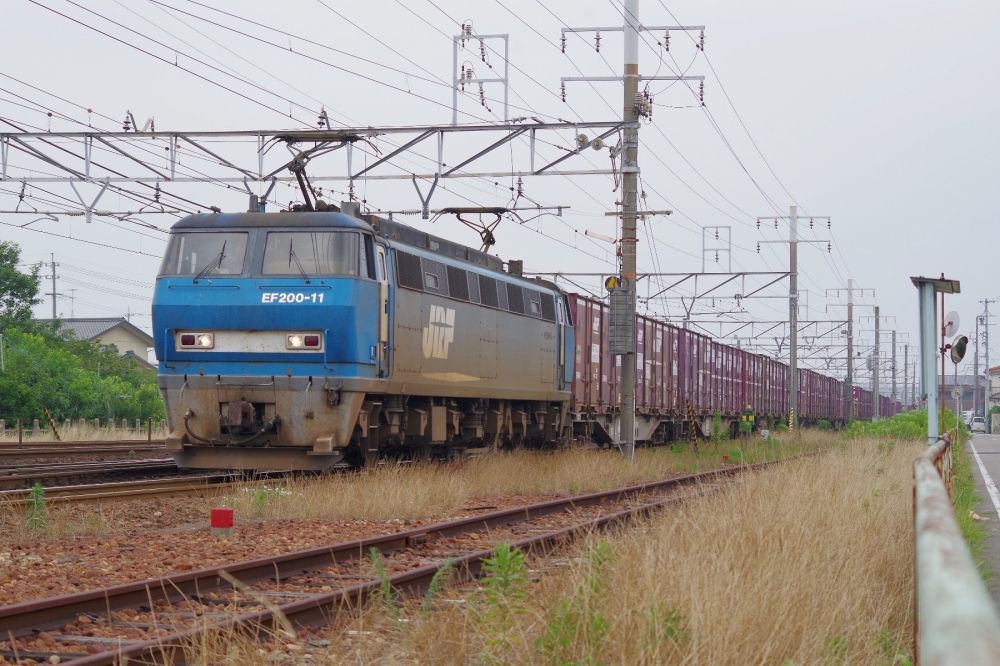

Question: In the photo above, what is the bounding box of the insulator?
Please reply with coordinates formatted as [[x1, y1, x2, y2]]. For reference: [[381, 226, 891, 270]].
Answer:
[[774, 220, 778, 229], [827, 219, 832, 229], [699, 30, 705, 50], [714, 229, 719, 240], [757, 242, 761, 253], [699, 81, 705, 105], [464, 22, 473, 36], [479, 83, 485, 106], [595, 30, 601, 52], [480, 40, 486, 62], [828, 242, 832, 253], [714, 251, 719, 262], [561, 81, 566, 102], [809, 218, 814, 229], [460, 65, 466, 90], [664, 30, 670, 51], [317, 107, 329, 129], [516, 176, 523, 197], [561, 33, 566, 53], [122, 111, 131, 132], [756, 219, 760, 229]]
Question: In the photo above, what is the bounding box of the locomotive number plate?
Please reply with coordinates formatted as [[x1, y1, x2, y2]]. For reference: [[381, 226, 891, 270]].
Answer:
[[261, 292, 325, 304]]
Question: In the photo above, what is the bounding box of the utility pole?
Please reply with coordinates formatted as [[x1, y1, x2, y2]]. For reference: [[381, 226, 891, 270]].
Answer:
[[975, 315, 981, 415], [904, 344, 909, 410], [891, 329, 897, 407], [789, 206, 799, 428], [43, 253, 59, 319], [847, 279, 854, 420], [618, 0, 640, 459], [983, 299, 996, 429], [759, 207, 831, 428], [560, 6, 703, 458], [874, 306, 880, 419], [826, 280, 874, 421]]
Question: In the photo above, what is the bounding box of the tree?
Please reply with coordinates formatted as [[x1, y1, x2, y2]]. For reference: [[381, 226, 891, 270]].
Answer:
[[0, 241, 40, 331]]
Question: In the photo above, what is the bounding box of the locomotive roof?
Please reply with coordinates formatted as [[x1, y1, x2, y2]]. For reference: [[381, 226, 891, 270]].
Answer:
[[171, 211, 374, 230], [171, 209, 506, 273]]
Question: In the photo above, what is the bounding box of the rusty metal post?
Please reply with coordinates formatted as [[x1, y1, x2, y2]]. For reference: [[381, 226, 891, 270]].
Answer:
[[914, 434, 1000, 664], [148, 417, 153, 443], [17, 417, 22, 448]]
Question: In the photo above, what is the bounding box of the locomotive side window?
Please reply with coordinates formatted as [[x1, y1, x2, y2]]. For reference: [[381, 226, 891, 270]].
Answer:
[[159, 232, 248, 277], [262, 231, 361, 277]]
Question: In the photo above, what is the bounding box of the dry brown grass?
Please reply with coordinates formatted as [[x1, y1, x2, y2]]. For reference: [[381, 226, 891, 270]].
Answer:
[[172, 434, 918, 665], [0, 497, 137, 543], [0, 421, 169, 443], [226, 432, 834, 524], [350, 437, 919, 665]]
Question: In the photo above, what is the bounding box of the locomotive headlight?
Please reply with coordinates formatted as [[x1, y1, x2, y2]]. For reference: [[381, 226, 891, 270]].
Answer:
[[286, 333, 321, 349], [179, 332, 213, 349]]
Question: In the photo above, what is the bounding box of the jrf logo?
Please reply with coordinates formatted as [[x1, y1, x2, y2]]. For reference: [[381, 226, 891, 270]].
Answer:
[[422, 305, 455, 359]]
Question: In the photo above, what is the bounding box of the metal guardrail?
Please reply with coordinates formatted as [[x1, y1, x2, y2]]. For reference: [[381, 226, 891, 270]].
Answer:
[[914, 432, 1000, 664]]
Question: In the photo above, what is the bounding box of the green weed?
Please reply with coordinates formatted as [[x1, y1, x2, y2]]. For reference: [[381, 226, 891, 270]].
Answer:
[[474, 542, 530, 658], [26, 482, 46, 532], [422, 559, 455, 615], [368, 547, 399, 621], [535, 540, 613, 665], [875, 627, 913, 665], [822, 634, 848, 664]]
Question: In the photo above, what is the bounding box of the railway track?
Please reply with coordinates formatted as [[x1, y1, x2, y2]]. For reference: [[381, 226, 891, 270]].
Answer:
[[0, 459, 179, 491], [0, 457, 787, 665], [0, 440, 167, 462], [0, 473, 250, 507]]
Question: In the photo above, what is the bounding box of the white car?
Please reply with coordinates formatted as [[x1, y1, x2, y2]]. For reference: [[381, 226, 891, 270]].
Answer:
[[971, 416, 987, 434]]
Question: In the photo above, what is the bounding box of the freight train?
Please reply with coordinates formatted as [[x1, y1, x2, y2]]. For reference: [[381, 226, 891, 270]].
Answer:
[[152, 204, 899, 470]]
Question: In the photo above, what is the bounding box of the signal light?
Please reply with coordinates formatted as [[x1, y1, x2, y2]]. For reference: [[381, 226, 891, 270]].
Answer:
[[181, 334, 195, 346], [304, 335, 320, 347]]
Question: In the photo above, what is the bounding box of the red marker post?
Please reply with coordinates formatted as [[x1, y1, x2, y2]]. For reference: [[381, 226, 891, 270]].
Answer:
[[210, 507, 234, 537]]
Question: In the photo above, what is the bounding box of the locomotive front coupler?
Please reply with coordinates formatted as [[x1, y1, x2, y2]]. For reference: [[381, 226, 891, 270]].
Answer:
[[183, 407, 281, 447]]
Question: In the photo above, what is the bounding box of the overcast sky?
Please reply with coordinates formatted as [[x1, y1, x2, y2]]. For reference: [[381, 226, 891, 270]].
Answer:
[[1, 0, 997, 386]]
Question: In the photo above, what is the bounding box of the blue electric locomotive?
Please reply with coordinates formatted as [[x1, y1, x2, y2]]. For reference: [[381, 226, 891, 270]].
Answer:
[[152, 203, 576, 470]]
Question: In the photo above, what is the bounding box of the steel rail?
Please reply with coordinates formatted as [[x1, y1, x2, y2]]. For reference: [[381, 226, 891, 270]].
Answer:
[[913, 433, 1000, 664], [0, 440, 166, 448], [0, 474, 243, 507], [0, 459, 177, 490], [0, 456, 791, 651], [59, 458, 789, 666], [0, 445, 166, 461]]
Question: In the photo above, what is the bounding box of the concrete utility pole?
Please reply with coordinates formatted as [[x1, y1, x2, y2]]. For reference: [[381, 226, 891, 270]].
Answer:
[[44, 253, 58, 318], [788, 206, 799, 428], [873, 306, 880, 419], [975, 315, 981, 415], [984, 299, 996, 429], [891, 330, 897, 407], [616, 0, 641, 459], [559, 11, 702, 456], [847, 279, 854, 419], [760, 206, 831, 428], [904, 344, 909, 410]]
